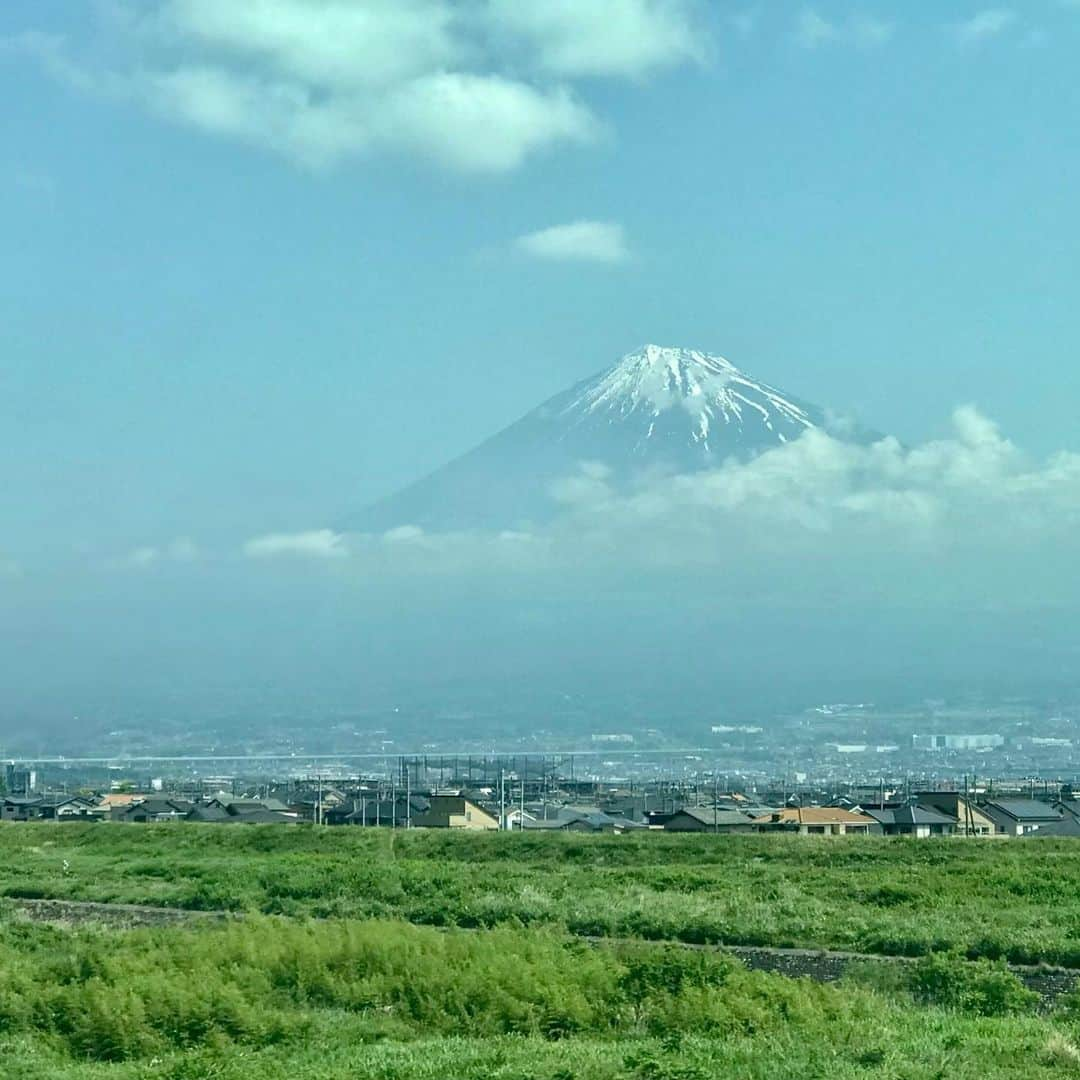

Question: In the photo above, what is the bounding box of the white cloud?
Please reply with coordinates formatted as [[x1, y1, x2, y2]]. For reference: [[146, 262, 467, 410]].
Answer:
[[302, 407, 1080, 614], [127, 546, 160, 568], [953, 9, 1017, 43], [373, 73, 597, 173], [137, 60, 598, 173], [167, 537, 200, 562], [488, 0, 704, 77], [383, 525, 426, 542], [162, 0, 463, 90], [6, 0, 699, 174], [796, 9, 838, 48], [108, 537, 202, 570], [0, 31, 104, 92], [795, 9, 894, 49], [243, 529, 347, 559], [516, 220, 630, 264], [850, 16, 895, 48]]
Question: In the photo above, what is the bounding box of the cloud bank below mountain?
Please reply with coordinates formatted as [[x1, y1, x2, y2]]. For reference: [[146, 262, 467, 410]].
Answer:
[[232, 406, 1080, 612]]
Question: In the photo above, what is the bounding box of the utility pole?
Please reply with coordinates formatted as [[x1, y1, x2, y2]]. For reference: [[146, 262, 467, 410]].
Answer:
[[499, 770, 506, 831], [406, 762, 412, 829]]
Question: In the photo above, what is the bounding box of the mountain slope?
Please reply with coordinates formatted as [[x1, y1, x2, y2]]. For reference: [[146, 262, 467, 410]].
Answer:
[[346, 344, 870, 532]]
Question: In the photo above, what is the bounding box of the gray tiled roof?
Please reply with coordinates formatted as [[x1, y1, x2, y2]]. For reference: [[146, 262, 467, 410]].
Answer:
[[668, 807, 753, 827], [983, 799, 1062, 822], [865, 806, 955, 826]]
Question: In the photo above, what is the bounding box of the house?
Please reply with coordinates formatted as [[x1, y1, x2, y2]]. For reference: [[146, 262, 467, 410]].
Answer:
[[1027, 813, 1080, 838], [1, 794, 97, 821], [1, 796, 45, 821], [913, 792, 996, 836], [751, 807, 875, 835], [862, 805, 956, 837], [203, 796, 293, 815], [113, 798, 194, 823], [411, 794, 498, 830], [291, 788, 349, 821], [198, 796, 298, 821], [225, 808, 297, 824], [185, 803, 232, 823], [37, 794, 97, 820], [325, 795, 429, 827], [733, 803, 779, 819], [93, 793, 146, 818], [182, 797, 298, 824], [980, 799, 1063, 836], [650, 807, 754, 833], [517, 807, 642, 833]]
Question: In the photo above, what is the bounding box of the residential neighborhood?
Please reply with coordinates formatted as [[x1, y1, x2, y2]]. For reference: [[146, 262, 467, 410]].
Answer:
[[6, 771, 1080, 838]]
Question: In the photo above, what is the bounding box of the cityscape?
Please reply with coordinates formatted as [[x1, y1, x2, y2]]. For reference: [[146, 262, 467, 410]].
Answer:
[[7, 692, 1080, 838]]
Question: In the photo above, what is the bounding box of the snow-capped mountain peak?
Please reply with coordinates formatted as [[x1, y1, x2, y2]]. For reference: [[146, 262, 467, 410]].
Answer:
[[566, 344, 814, 452], [345, 344, 874, 532]]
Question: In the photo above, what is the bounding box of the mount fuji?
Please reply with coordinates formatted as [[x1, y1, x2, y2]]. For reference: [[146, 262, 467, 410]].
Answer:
[[346, 344, 876, 532]]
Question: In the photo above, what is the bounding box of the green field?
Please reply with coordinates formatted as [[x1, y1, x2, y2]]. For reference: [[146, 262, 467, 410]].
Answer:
[[3, 824, 1080, 1078], [2, 824, 1078, 963]]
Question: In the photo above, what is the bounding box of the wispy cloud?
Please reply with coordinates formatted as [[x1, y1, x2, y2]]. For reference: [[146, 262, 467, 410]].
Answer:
[[850, 16, 895, 48], [488, 0, 706, 77], [243, 529, 347, 559], [516, 220, 630, 264], [4, 0, 705, 174], [728, 9, 758, 39], [953, 9, 1017, 44], [796, 9, 837, 48], [109, 537, 201, 571], [11, 166, 56, 197], [795, 9, 894, 50]]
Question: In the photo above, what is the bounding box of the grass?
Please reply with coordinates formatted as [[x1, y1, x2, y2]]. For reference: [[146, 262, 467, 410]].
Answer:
[[3, 823, 1080, 965], [4, 824, 1080, 1077], [0, 912, 1070, 1080]]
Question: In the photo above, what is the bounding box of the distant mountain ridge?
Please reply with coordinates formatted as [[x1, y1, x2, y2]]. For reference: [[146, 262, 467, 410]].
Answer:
[[345, 344, 876, 532]]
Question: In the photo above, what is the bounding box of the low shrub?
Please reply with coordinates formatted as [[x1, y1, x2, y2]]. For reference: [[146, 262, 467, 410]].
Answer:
[[908, 951, 1039, 1016]]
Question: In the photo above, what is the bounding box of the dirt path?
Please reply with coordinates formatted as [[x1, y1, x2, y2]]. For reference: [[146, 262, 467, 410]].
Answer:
[[3, 897, 232, 928]]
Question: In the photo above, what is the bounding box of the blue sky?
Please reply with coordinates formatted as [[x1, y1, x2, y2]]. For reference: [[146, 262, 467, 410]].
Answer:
[[4, 0, 1080, 566], [6, 2, 1080, 731]]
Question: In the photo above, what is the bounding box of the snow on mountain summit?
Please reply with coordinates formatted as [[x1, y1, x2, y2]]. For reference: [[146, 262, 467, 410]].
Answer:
[[345, 344, 871, 532], [566, 344, 814, 452]]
